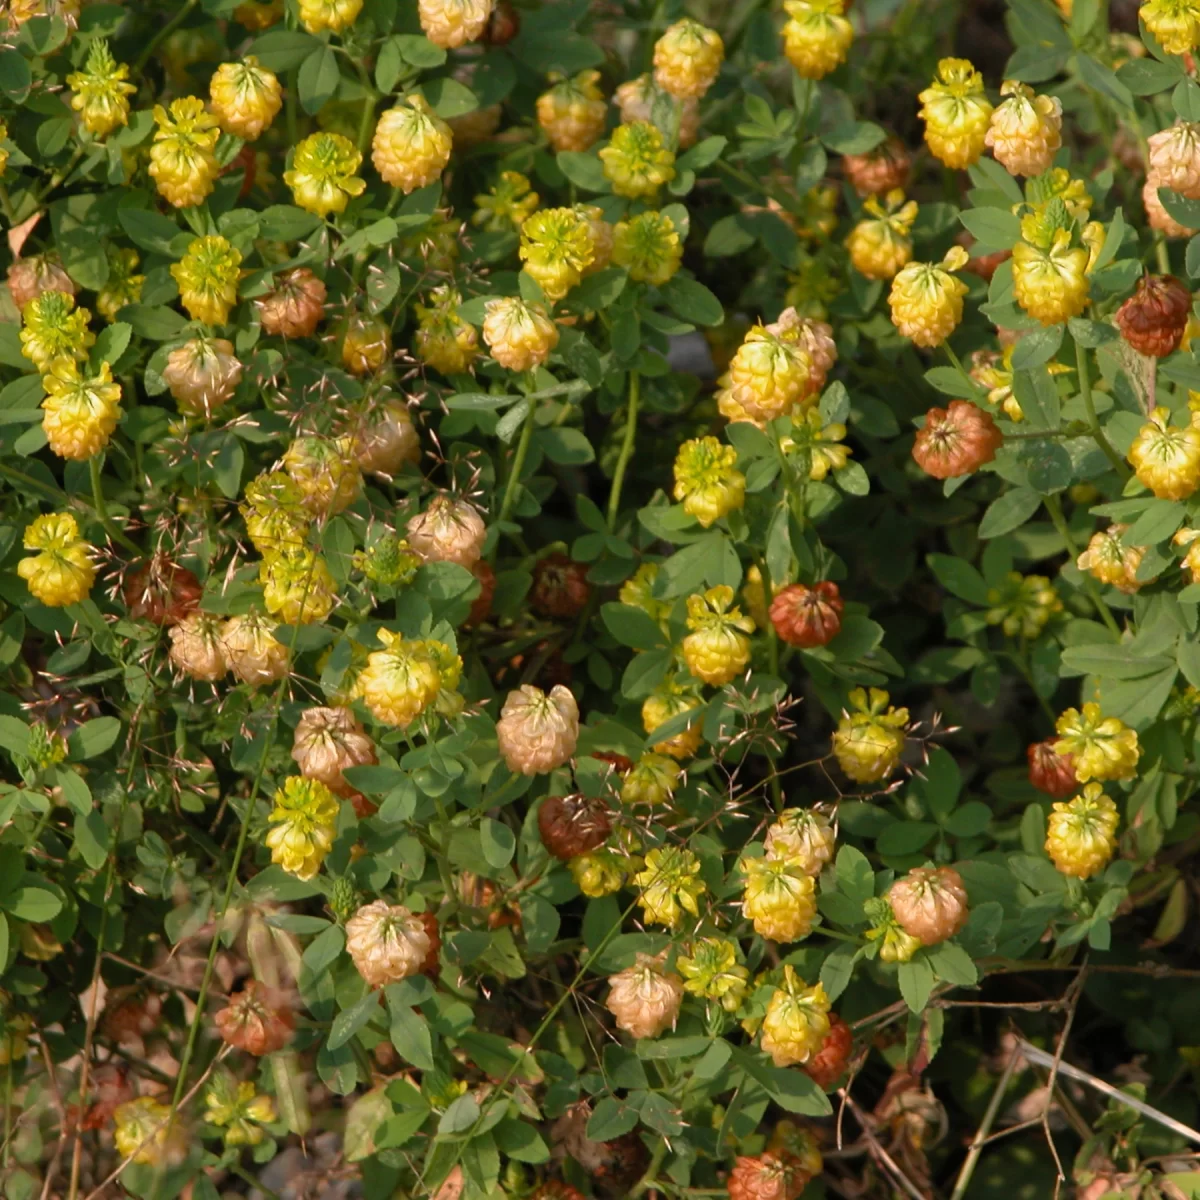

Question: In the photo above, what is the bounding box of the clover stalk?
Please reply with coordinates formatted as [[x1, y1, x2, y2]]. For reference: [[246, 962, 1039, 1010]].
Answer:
[[608, 369, 640, 529]]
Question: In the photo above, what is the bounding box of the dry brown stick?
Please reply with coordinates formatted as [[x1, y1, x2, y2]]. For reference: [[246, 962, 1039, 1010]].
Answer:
[[836, 1087, 929, 1200]]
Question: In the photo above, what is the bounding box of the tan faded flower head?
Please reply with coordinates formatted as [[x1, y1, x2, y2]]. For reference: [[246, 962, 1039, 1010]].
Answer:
[[496, 683, 579, 774]]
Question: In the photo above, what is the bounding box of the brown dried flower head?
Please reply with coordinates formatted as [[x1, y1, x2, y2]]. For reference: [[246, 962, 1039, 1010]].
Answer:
[[538, 792, 611, 859], [912, 400, 1003, 479], [769, 581, 844, 648], [214, 981, 294, 1055]]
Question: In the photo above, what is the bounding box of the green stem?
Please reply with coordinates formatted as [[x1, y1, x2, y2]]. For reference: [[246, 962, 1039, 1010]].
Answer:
[[89, 455, 140, 556], [1075, 338, 1129, 481], [758, 556, 784, 812], [496, 397, 537, 531], [352, 60, 377, 155], [1044, 494, 1122, 637], [0, 181, 15, 226], [135, 0, 198, 72], [607, 370, 640, 529]]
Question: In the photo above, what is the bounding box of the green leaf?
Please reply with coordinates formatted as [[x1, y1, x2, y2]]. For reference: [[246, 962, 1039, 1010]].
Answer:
[[393, 33, 447, 69], [73, 810, 109, 870], [1010, 323, 1064, 370], [7, 885, 62, 922], [493, 1119, 550, 1164], [298, 46, 341, 114], [248, 28, 320, 71], [1157, 187, 1200, 230], [67, 717, 121, 760], [877, 821, 938, 855], [677, 135, 727, 171], [122, 305, 189, 341], [479, 818, 516, 869], [601, 602, 668, 651], [733, 1049, 832, 1115], [117, 207, 182, 255], [586, 1095, 639, 1141], [703, 214, 755, 257], [1075, 53, 1133, 109], [568, 266, 626, 312], [328, 990, 381, 1051], [897, 957, 936, 1012], [820, 942, 859, 1001], [958, 207, 1022, 253], [438, 1093, 481, 1135], [1059, 644, 1173, 679], [537, 427, 594, 465], [834, 844, 874, 909], [925, 941, 979, 987], [1175, 77, 1200, 121], [388, 1002, 435, 1070], [422, 77, 478, 118], [821, 121, 886, 155], [927, 554, 990, 605], [924, 366, 985, 400], [914, 746, 963, 822], [659, 276, 723, 326], [0, 50, 32, 101], [978, 488, 1042, 538], [1125, 497, 1185, 546], [1117, 55, 1183, 94], [556, 151, 609, 192]]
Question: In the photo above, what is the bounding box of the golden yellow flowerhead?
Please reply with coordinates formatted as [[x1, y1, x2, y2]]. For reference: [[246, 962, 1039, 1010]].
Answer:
[[149, 97, 221, 209], [1140, 0, 1200, 54], [298, 0, 362, 33], [1012, 211, 1091, 326], [259, 546, 337, 624], [265, 776, 340, 880], [1054, 703, 1140, 783], [918, 57, 993, 169], [358, 628, 448, 727], [653, 18, 724, 99], [536, 70, 607, 153], [472, 171, 539, 232], [782, 0, 853, 80], [677, 938, 749, 1012], [18, 512, 95, 607], [1127, 407, 1200, 500], [519, 206, 595, 301], [741, 854, 817, 942], [1046, 782, 1119, 878], [673, 436, 745, 528], [888, 245, 969, 348], [846, 189, 918, 281], [285, 132, 366, 217], [985, 80, 1063, 177], [482, 296, 558, 371], [760, 966, 831, 1067], [40, 358, 122, 461], [1076, 525, 1145, 594], [633, 846, 706, 928], [414, 286, 478, 376], [831, 686, 909, 783], [612, 210, 682, 285], [171, 235, 242, 326], [599, 120, 676, 199], [682, 584, 755, 685], [20, 291, 93, 372], [67, 38, 135, 138], [418, 0, 493, 48], [209, 56, 282, 141], [372, 94, 453, 194]]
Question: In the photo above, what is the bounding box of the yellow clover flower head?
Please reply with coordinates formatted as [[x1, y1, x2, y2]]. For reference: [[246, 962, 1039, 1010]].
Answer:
[[418, 0, 493, 49], [764, 807, 836, 875], [633, 845, 706, 928], [621, 751, 681, 806], [599, 120, 677, 199], [1128, 407, 1200, 500], [612, 210, 682, 285], [298, 0, 362, 33], [282, 434, 362, 517], [918, 57, 993, 169], [241, 470, 311, 554], [285, 132, 366, 217], [1076, 525, 1145, 594], [67, 38, 135, 138], [831, 686, 909, 783], [1054, 703, 1140, 783], [536, 70, 607, 153], [1046, 782, 1120, 878], [682, 584, 755, 685], [846, 189, 918, 281], [784, 407, 852, 480], [673, 436, 746, 528], [1012, 215, 1090, 326], [677, 938, 749, 1012], [1140, 0, 1200, 54], [171, 235, 243, 326], [40, 358, 122, 461], [472, 171, 539, 232], [372, 94, 454, 194], [206, 1073, 277, 1147], [569, 848, 627, 897], [358, 629, 446, 728], [742, 854, 818, 942], [781, 0, 853, 80], [888, 245, 970, 348], [209, 56, 283, 141], [17, 512, 95, 608], [20, 291, 93, 372], [760, 966, 831, 1066], [723, 318, 814, 425], [481, 296, 558, 371], [149, 97, 221, 209], [864, 897, 922, 962], [985, 80, 1063, 177], [113, 1097, 185, 1167], [519, 206, 596, 301], [265, 776, 340, 881], [414, 286, 479, 376], [653, 18, 724, 99], [259, 545, 337, 624]]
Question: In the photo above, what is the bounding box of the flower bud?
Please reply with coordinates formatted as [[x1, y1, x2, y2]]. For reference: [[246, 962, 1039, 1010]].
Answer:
[[673, 436, 745, 528], [496, 684, 579, 774], [843, 137, 911, 197], [359, 629, 447, 727], [768, 1121, 823, 1183], [682, 584, 755, 685], [149, 97, 221, 209], [1115, 275, 1192, 357], [985, 81, 1062, 176], [1053, 702, 1140, 782], [256, 267, 326, 338], [803, 1013, 853, 1089], [214, 981, 294, 1055], [1046, 782, 1119, 878], [831, 686, 908, 783], [605, 952, 683, 1039], [569, 848, 626, 897], [769, 581, 844, 648], [265, 776, 340, 880], [912, 399, 1003, 479], [346, 901, 432, 987], [888, 247, 970, 347], [407, 493, 486, 568], [205, 1074, 276, 1147], [1128, 406, 1200, 498], [764, 807, 836, 874], [653, 19, 723, 99], [539, 793, 611, 859], [298, 0, 362, 33], [341, 314, 392, 375], [1028, 739, 1078, 798], [162, 337, 243, 416], [985, 572, 1061, 638], [418, 0, 492, 47], [40, 358, 122, 461], [634, 846, 706, 928], [642, 684, 703, 759], [355, 398, 420, 476], [221, 610, 289, 685], [171, 235, 242, 326], [123, 556, 202, 626], [473, 170, 539, 231], [168, 612, 230, 681], [285, 132, 366, 216], [599, 120, 676, 199], [782, 0, 853, 79], [760, 966, 830, 1067], [17, 512, 95, 607], [611, 210, 682, 285], [536, 70, 607, 152], [531, 552, 590, 618], [1076, 525, 1145, 594], [482, 296, 558, 371], [7, 253, 75, 310], [372, 95, 453, 194], [284, 435, 362, 517], [742, 855, 817, 942], [866, 899, 923, 962], [918, 57, 993, 169], [889, 865, 969, 946], [615, 73, 700, 148], [209, 56, 282, 141]]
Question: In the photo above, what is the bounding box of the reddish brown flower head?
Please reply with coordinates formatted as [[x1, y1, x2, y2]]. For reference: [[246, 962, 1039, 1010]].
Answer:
[[123, 556, 203, 627], [484, 0, 520, 43], [803, 1013, 852, 1089], [531, 552, 591, 619], [1027, 739, 1077, 799], [256, 267, 327, 339], [770, 581, 844, 649], [912, 400, 1003, 479], [538, 793, 611, 860], [102, 990, 162, 1044], [591, 750, 635, 775], [728, 1152, 807, 1200], [417, 910, 441, 978], [214, 981, 294, 1055], [1114, 274, 1192, 357], [466, 558, 496, 627], [842, 137, 911, 197], [889, 866, 969, 946]]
